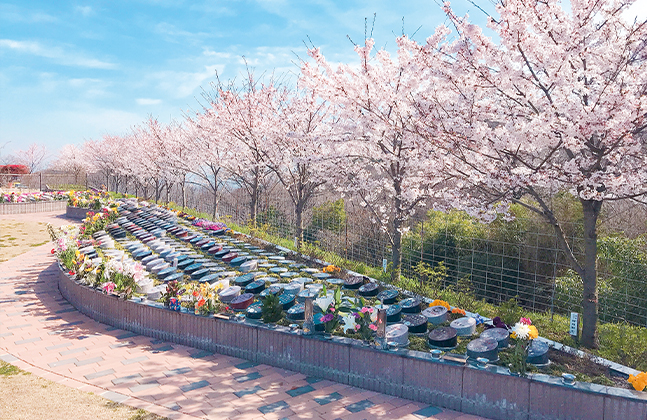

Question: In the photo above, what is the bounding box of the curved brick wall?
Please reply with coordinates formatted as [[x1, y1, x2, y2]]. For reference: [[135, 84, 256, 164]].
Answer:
[[57, 267, 647, 420]]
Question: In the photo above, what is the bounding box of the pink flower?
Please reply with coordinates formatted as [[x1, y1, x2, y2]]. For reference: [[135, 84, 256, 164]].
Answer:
[[369, 324, 377, 331], [102, 282, 116, 294], [360, 307, 369, 313], [355, 324, 361, 330], [520, 317, 532, 325]]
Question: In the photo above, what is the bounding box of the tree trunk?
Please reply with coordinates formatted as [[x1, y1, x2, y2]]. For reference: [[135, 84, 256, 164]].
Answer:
[[212, 185, 219, 221], [181, 179, 186, 210], [391, 216, 403, 283], [154, 179, 161, 203], [580, 199, 602, 348], [295, 201, 305, 250], [391, 177, 403, 283]]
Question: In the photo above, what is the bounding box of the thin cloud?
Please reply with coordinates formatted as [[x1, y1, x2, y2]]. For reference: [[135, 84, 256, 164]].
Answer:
[[0, 4, 57, 23], [0, 39, 116, 69], [75, 6, 94, 17]]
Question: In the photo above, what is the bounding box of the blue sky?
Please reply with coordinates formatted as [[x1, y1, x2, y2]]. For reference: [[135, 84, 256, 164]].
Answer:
[[0, 0, 645, 163]]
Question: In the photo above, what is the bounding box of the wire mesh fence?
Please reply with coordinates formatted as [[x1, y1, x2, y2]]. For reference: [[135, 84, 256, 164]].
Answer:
[[0, 172, 88, 191]]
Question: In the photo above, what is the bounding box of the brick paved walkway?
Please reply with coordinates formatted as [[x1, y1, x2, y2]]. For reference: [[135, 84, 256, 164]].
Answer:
[[0, 212, 491, 420]]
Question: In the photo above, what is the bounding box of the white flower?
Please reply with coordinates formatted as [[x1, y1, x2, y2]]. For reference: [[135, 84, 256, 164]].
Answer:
[[314, 295, 334, 312], [341, 314, 358, 333], [512, 322, 531, 340]]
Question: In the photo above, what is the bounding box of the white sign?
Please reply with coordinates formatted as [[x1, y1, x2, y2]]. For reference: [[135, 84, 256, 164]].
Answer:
[[382, 258, 388, 272], [569, 312, 579, 337]]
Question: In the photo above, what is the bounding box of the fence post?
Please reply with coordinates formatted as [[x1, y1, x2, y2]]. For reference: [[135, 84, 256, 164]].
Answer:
[[39, 173, 42, 191]]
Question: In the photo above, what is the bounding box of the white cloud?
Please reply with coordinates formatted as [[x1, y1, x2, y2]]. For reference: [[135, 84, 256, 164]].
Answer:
[[0, 4, 57, 23], [136, 98, 162, 105], [0, 39, 116, 69], [153, 64, 224, 98], [75, 6, 94, 17]]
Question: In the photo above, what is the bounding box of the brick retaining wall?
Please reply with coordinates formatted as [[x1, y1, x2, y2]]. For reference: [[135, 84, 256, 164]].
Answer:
[[57, 267, 647, 420], [0, 201, 67, 215]]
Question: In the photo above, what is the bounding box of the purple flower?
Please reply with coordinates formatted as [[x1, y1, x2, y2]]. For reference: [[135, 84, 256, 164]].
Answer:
[[354, 312, 362, 319], [321, 314, 334, 323]]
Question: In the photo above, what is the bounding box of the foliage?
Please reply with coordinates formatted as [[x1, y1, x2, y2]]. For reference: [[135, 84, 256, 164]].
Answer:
[[161, 280, 183, 306], [0, 164, 29, 174], [261, 294, 283, 323], [255, 206, 291, 238], [304, 198, 346, 242]]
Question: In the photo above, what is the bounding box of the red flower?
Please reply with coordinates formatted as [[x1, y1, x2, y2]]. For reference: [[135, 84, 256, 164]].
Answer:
[[51, 249, 55, 254], [68, 271, 75, 275]]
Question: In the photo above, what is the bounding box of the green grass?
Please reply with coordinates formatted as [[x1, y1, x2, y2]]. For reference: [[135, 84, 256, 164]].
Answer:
[[0, 361, 23, 376]]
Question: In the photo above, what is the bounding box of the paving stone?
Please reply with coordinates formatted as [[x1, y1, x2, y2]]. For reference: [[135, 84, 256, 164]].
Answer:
[[7, 323, 31, 330], [122, 356, 149, 365], [85, 369, 116, 380], [286, 385, 315, 398], [115, 331, 138, 340], [14, 337, 41, 345], [235, 361, 258, 370], [110, 341, 134, 349], [235, 371, 262, 383], [412, 405, 443, 418], [189, 350, 213, 359], [129, 383, 160, 393], [180, 380, 210, 392], [258, 400, 289, 414], [0, 332, 13, 337], [46, 342, 73, 351], [234, 385, 264, 398], [75, 356, 104, 367], [314, 392, 343, 405], [150, 344, 174, 353], [0, 354, 18, 363], [112, 373, 143, 385], [346, 399, 375, 413], [60, 347, 87, 356], [101, 391, 129, 404], [48, 358, 78, 368], [163, 367, 192, 377], [305, 376, 322, 384]]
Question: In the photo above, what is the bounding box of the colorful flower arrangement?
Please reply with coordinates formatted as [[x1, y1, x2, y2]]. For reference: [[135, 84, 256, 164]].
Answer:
[[192, 218, 228, 232], [322, 264, 341, 274], [314, 286, 342, 333], [508, 317, 539, 376], [1, 191, 68, 203], [67, 190, 110, 210]]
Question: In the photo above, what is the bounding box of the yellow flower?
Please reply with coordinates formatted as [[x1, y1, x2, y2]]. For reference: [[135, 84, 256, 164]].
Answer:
[[430, 299, 451, 310], [628, 372, 647, 391], [528, 325, 539, 340]]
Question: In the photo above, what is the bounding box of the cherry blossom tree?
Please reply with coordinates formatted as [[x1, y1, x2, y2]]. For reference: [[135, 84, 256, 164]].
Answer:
[[431, 0, 647, 347], [185, 103, 229, 218], [52, 144, 91, 186], [261, 87, 333, 249], [301, 36, 453, 282], [14, 143, 48, 173], [201, 75, 276, 225]]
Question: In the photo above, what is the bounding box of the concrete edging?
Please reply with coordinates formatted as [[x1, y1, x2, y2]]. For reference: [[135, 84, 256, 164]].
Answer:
[[65, 205, 91, 220], [57, 267, 647, 420], [0, 201, 67, 215]]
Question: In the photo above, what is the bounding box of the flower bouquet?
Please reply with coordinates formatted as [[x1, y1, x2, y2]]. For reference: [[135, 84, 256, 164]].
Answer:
[[508, 317, 539, 376]]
